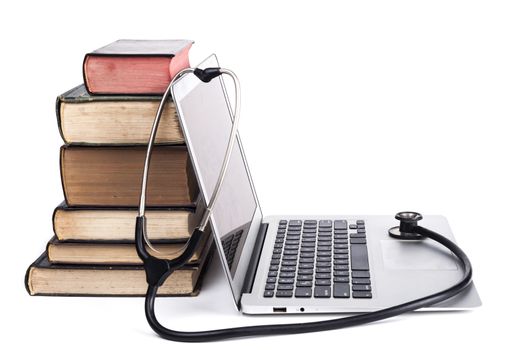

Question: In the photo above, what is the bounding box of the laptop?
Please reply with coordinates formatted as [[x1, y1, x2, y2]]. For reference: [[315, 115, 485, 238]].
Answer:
[[170, 54, 481, 314]]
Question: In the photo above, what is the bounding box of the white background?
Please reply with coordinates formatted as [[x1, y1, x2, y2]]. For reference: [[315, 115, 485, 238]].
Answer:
[[1, 0, 523, 348]]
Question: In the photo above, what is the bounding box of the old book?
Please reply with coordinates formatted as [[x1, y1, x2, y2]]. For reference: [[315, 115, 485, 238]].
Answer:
[[56, 85, 183, 145], [53, 202, 196, 242], [60, 145, 197, 207], [47, 234, 209, 265], [25, 240, 213, 296], [83, 39, 193, 94]]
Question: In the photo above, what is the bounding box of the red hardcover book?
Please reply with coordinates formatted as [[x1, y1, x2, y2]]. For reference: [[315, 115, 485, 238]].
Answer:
[[83, 39, 193, 95]]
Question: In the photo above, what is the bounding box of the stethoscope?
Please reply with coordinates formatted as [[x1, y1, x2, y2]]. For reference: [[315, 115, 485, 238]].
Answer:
[[134, 67, 474, 342]]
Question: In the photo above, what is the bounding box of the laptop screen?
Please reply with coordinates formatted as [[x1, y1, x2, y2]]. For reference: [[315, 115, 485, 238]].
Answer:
[[171, 55, 261, 306]]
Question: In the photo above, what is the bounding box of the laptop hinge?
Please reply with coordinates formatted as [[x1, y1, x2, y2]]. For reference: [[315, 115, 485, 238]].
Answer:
[[241, 222, 269, 295]]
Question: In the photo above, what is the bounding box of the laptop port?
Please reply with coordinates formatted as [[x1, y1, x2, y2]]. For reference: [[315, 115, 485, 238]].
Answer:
[[273, 307, 287, 313]]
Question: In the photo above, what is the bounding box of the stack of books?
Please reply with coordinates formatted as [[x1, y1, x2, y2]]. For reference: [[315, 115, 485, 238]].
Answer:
[[25, 40, 214, 297]]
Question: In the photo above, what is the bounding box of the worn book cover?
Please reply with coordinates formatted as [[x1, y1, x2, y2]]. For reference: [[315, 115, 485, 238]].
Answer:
[[56, 85, 184, 145]]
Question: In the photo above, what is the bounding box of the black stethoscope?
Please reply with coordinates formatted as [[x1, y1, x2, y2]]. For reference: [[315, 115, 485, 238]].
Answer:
[[134, 67, 474, 342]]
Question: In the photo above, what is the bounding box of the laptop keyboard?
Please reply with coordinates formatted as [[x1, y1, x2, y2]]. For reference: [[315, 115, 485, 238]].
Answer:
[[263, 219, 372, 299]]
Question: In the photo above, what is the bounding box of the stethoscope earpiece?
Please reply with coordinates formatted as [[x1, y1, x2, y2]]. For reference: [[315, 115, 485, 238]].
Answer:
[[388, 211, 425, 240]]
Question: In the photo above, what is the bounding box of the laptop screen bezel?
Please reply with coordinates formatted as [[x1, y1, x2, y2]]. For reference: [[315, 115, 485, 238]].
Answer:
[[170, 54, 263, 309]]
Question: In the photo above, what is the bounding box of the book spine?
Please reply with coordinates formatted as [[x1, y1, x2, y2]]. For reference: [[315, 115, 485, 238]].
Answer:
[[55, 95, 68, 144]]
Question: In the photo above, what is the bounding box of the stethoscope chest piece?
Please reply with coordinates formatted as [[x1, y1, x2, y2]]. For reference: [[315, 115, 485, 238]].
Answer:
[[388, 211, 426, 240]]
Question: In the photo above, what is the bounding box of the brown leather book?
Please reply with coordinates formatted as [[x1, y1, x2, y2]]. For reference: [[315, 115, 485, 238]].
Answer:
[[60, 145, 198, 207]]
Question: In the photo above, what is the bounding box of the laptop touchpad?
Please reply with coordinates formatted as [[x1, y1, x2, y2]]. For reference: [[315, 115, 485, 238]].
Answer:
[[381, 240, 458, 270]]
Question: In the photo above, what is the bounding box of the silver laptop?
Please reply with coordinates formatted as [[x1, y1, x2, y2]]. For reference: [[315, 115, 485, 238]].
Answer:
[[170, 54, 481, 314]]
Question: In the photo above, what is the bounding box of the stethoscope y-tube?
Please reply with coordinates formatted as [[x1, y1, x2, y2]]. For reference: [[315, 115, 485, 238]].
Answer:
[[135, 67, 473, 342]]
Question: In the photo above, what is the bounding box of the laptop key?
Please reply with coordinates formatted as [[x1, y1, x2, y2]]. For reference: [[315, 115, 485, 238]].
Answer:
[[267, 277, 277, 283], [297, 275, 313, 281], [352, 284, 372, 292], [333, 283, 350, 298], [352, 279, 371, 285], [276, 290, 293, 298], [277, 284, 294, 290], [298, 269, 314, 275], [334, 220, 347, 230], [334, 276, 350, 283], [296, 280, 313, 287], [265, 284, 275, 290], [319, 220, 332, 228], [353, 292, 372, 299], [352, 271, 370, 278], [279, 272, 296, 278], [295, 287, 312, 298], [283, 249, 298, 255], [289, 220, 302, 227], [264, 290, 274, 297], [334, 270, 349, 277], [334, 259, 349, 265], [315, 279, 331, 286], [350, 238, 367, 244], [314, 286, 331, 298], [278, 278, 294, 284], [350, 245, 370, 271], [316, 267, 331, 273], [281, 266, 296, 272], [282, 255, 298, 261]]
